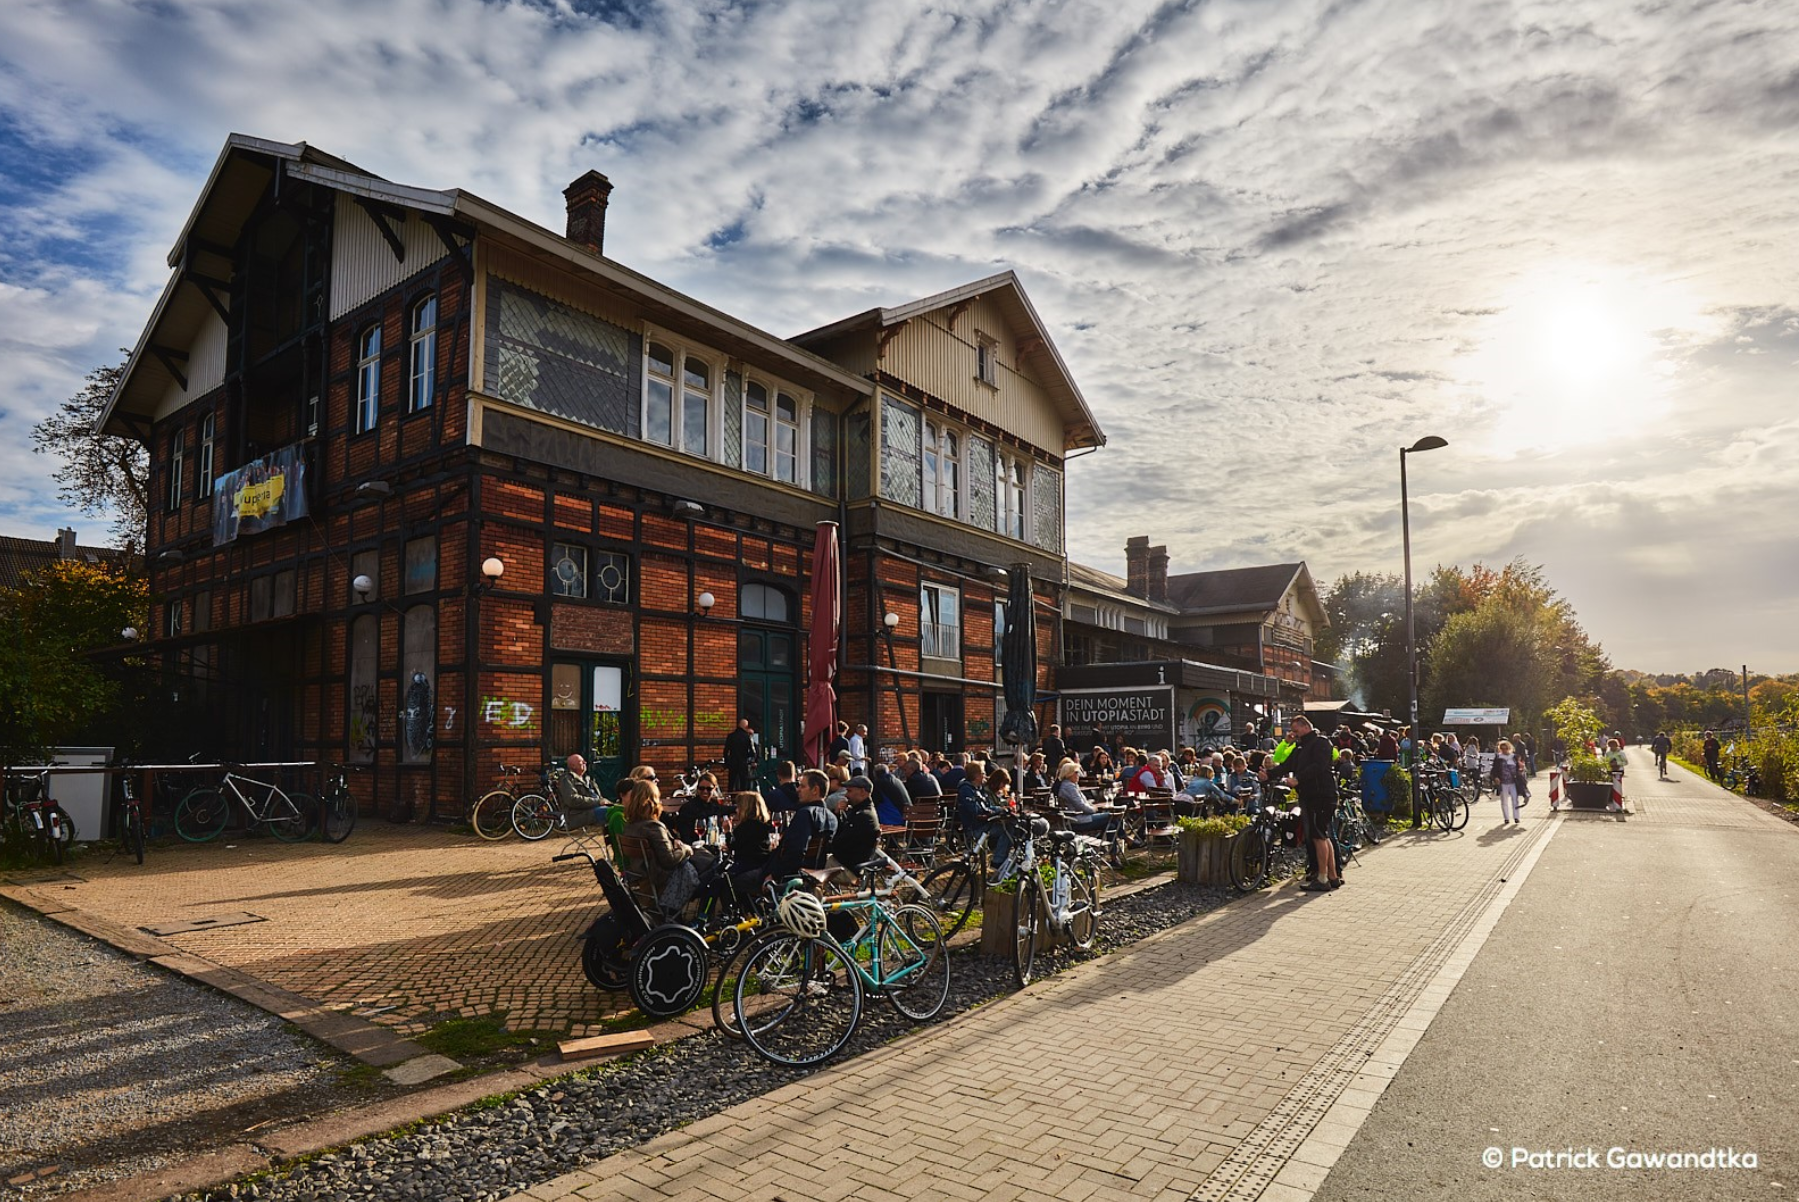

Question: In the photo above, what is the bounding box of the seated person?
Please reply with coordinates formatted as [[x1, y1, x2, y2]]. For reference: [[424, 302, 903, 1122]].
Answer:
[[619, 780, 718, 909], [763, 760, 803, 814], [766, 769, 837, 882], [667, 772, 732, 843], [1084, 748, 1116, 779], [829, 776, 883, 874], [870, 763, 911, 827], [957, 767, 1015, 868], [1177, 765, 1233, 815], [555, 753, 607, 824], [1020, 752, 1052, 793], [1055, 761, 1114, 837], [902, 754, 943, 801], [1123, 751, 1160, 796], [719, 790, 776, 906]]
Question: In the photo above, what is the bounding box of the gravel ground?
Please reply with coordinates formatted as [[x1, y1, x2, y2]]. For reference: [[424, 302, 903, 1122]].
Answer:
[[0, 901, 364, 1200], [171, 878, 1237, 1202]]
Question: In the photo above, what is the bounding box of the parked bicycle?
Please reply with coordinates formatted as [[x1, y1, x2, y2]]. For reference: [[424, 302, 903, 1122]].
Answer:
[[730, 875, 947, 1069], [1417, 765, 1470, 831], [1230, 786, 1305, 892], [510, 765, 572, 841], [1013, 826, 1104, 988], [174, 765, 315, 843], [318, 764, 359, 843], [469, 764, 550, 841], [2, 767, 77, 866], [116, 766, 147, 864]]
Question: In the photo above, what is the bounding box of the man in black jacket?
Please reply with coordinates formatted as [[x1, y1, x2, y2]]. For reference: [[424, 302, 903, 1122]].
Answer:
[[723, 718, 756, 791], [830, 776, 883, 872], [1039, 724, 1067, 771], [1280, 715, 1340, 891]]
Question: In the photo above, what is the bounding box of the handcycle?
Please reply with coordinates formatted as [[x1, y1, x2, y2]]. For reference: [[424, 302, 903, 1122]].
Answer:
[[173, 765, 315, 843], [728, 870, 949, 1069]]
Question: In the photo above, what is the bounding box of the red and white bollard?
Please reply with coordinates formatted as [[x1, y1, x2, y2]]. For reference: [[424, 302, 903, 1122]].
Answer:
[[1548, 767, 1562, 810]]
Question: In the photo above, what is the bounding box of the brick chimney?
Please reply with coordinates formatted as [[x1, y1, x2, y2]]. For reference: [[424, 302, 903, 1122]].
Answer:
[[1148, 545, 1169, 604], [1125, 536, 1150, 598], [57, 528, 77, 560], [563, 170, 614, 255]]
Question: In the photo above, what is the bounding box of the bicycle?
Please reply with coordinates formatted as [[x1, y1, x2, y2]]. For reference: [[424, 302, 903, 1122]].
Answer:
[[117, 768, 147, 864], [1230, 787, 1306, 892], [318, 764, 359, 843], [174, 766, 316, 843], [510, 765, 572, 841], [469, 764, 549, 840], [1417, 766, 1469, 831], [1013, 827, 1104, 988], [730, 875, 947, 1068], [2, 768, 77, 866]]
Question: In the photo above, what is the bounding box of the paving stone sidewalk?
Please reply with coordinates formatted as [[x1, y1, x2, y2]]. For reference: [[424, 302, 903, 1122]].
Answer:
[[0, 825, 626, 1038], [504, 798, 1563, 1202]]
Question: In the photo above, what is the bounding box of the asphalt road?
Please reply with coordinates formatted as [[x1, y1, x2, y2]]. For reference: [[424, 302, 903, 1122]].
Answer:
[[1313, 748, 1797, 1201]]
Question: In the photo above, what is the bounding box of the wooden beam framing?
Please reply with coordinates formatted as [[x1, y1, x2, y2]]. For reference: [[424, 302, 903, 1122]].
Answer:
[[150, 345, 189, 391], [354, 197, 408, 264]]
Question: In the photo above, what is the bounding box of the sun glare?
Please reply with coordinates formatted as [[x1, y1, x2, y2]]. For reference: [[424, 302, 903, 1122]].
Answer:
[[1460, 265, 1712, 455]]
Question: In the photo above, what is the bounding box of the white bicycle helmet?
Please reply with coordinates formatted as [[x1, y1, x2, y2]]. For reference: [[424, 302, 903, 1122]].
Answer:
[[776, 890, 828, 939]]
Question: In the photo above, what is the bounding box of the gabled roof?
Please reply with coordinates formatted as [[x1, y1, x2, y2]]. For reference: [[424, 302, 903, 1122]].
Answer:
[[1164, 563, 1327, 628], [0, 535, 134, 591], [791, 270, 1105, 451], [102, 134, 873, 437], [1065, 561, 1180, 614]]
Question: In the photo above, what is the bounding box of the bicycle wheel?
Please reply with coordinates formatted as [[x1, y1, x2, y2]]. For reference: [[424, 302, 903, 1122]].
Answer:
[[125, 807, 146, 865], [1067, 861, 1100, 951], [470, 790, 515, 840], [510, 793, 557, 841], [1230, 827, 1270, 892], [1012, 873, 1042, 989], [175, 789, 230, 842], [884, 904, 949, 1021], [712, 938, 757, 1039], [267, 792, 316, 842], [918, 860, 979, 939], [735, 933, 863, 1068], [319, 789, 358, 843], [1446, 791, 1471, 831]]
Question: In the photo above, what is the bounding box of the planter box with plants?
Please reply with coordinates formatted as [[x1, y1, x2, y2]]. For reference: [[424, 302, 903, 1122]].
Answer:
[[1564, 753, 1617, 810], [979, 880, 1068, 957], [1177, 815, 1250, 885]]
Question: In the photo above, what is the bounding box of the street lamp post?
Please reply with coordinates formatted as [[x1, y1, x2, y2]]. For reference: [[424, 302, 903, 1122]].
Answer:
[[1401, 435, 1447, 826]]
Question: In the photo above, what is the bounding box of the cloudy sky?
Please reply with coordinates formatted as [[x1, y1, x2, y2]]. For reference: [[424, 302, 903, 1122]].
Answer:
[[2, 0, 1794, 673]]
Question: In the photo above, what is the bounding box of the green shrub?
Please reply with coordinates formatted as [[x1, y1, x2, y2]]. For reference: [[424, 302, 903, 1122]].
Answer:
[[1175, 814, 1250, 840], [1567, 753, 1610, 784], [1382, 764, 1412, 821]]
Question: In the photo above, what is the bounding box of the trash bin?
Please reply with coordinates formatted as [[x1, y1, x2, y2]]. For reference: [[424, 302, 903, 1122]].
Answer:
[[49, 747, 115, 841], [1361, 759, 1396, 812]]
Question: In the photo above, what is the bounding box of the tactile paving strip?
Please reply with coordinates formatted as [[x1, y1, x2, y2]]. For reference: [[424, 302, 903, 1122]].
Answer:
[[1188, 821, 1553, 1202]]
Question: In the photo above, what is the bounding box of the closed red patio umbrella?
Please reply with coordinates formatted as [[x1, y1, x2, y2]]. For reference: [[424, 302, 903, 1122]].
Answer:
[[801, 521, 841, 768]]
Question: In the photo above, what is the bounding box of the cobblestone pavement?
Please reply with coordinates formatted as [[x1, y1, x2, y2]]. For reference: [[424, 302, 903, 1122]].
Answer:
[[505, 797, 1565, 1202], [0, 825, 627, 1037]]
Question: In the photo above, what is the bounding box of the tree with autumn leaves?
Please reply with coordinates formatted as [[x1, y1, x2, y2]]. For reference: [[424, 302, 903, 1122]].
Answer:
[[0, 561, 147, 764]]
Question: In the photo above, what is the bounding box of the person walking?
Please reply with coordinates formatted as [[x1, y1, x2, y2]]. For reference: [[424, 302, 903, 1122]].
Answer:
[[847, 723, 868, 774], [1702, 731, 1721, 781], [1490, 739, 1528, 825], [1039, 724, 1067, 772], [723, 717, 757, 791], [1280, 715, 1340, 892]]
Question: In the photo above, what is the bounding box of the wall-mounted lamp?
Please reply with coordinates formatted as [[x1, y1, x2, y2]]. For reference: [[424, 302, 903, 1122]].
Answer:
[[985, 564, 1009, 581], [156, 549, 185, 565], [121, 626, 139, 641], [355, 480, 392, 498], [883, 611, 900, 630], [482, 556, 505, 582], [671, 499, 706, 520], [351, 574, 375, 601], [696, 591, 716, 616]]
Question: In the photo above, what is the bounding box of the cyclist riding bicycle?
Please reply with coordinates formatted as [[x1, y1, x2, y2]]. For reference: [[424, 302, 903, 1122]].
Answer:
[[1651, 731, 1672, 779]]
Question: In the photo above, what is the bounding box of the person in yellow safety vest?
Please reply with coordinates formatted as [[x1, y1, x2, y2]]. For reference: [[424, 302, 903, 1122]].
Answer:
[[1272, 736, 1339, 766]]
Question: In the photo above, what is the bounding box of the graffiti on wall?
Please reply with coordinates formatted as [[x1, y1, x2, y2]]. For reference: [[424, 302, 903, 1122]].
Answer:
[[481, 695, 539, 732]]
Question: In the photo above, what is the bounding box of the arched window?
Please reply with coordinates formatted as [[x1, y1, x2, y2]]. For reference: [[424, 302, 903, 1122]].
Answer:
[[355, 325, 381, 433], [740, 583, 791, 623], [408, 295, 436, 412]]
